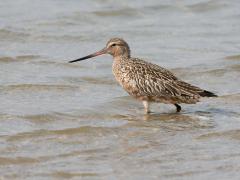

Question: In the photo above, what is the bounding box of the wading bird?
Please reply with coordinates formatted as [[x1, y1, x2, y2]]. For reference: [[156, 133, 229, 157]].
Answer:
[[69, 38, 217, 114]]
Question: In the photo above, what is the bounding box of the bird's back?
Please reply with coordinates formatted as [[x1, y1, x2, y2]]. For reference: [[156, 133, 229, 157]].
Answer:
[[112, 57, 215, 104]]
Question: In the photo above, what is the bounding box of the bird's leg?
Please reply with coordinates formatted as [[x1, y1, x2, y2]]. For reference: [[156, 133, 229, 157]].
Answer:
[[143, 101, 151, 114], [174, 104, 181, 112]]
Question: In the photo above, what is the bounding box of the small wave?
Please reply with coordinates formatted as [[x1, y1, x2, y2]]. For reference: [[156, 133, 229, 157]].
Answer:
[[0, 84, 79, 92], [187, 0, 228, 13], [230, 64, 240, 71], [6, 125, 115, 142], [197, 129, 240, 141], [81, 76, 116, 85], [48, 171, 99, 179], [93, 8, 141, 17], [0, 157, 39, 165], [0, 55, 41, 63], [218, 93, 240, 103], [32, 34, 87, 43], [0, 29, 29, 42], [225, 54, 240, 61]]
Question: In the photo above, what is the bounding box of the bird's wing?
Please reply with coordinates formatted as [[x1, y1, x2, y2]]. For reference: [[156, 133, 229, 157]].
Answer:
[[129, 59, 201, 99], [131, 58, 178, 81]]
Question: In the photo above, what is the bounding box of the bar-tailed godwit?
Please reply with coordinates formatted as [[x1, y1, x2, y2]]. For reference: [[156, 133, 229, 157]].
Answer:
[[69, 38, 217, 114]]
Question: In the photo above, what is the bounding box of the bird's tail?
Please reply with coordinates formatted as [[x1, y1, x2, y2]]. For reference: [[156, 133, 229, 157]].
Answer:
[[199, 90, 217, 97], [175, 81, 217, 98]]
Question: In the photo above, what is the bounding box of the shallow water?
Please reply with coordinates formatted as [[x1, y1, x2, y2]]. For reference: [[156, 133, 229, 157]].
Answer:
[[0, 0, 240, 179]]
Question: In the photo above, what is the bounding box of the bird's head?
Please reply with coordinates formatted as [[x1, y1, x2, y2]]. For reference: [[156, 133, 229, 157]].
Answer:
[[69, 38, 130, 63]]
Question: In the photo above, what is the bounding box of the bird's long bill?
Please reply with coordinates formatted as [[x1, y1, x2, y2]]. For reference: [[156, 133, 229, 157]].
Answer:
[[69, 48, 107, 63]]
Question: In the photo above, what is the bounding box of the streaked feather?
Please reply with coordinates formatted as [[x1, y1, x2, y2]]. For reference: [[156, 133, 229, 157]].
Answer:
[[113, 57, 211, 104]]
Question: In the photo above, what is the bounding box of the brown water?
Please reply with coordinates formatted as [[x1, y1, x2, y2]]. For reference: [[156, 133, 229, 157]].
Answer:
[[0, 0, 240, 179]]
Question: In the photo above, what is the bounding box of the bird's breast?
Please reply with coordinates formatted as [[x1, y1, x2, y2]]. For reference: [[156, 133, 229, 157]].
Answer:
[[112, 61, 137, 92]]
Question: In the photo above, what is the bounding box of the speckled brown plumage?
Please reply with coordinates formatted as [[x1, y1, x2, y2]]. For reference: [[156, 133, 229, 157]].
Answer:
[[69, 38, 217, 114]]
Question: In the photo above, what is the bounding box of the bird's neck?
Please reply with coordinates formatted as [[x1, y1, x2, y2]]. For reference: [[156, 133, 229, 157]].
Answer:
[[112, 46, 131, 59], [113, 54, 130, 62], [113, 56, 130, 63]]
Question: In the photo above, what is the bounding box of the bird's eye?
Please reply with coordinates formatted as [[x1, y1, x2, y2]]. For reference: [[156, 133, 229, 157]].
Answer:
[[111, 43, 116, 47]]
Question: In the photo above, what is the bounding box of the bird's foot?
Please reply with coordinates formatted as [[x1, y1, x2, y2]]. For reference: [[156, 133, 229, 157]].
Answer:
[[144, 110, 152, 114], [143, 101, 151, 114], [174, 104, 181, 113]]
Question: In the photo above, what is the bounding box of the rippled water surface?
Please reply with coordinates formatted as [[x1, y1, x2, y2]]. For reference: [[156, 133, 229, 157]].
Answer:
[[0, 0, 240, 179]]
